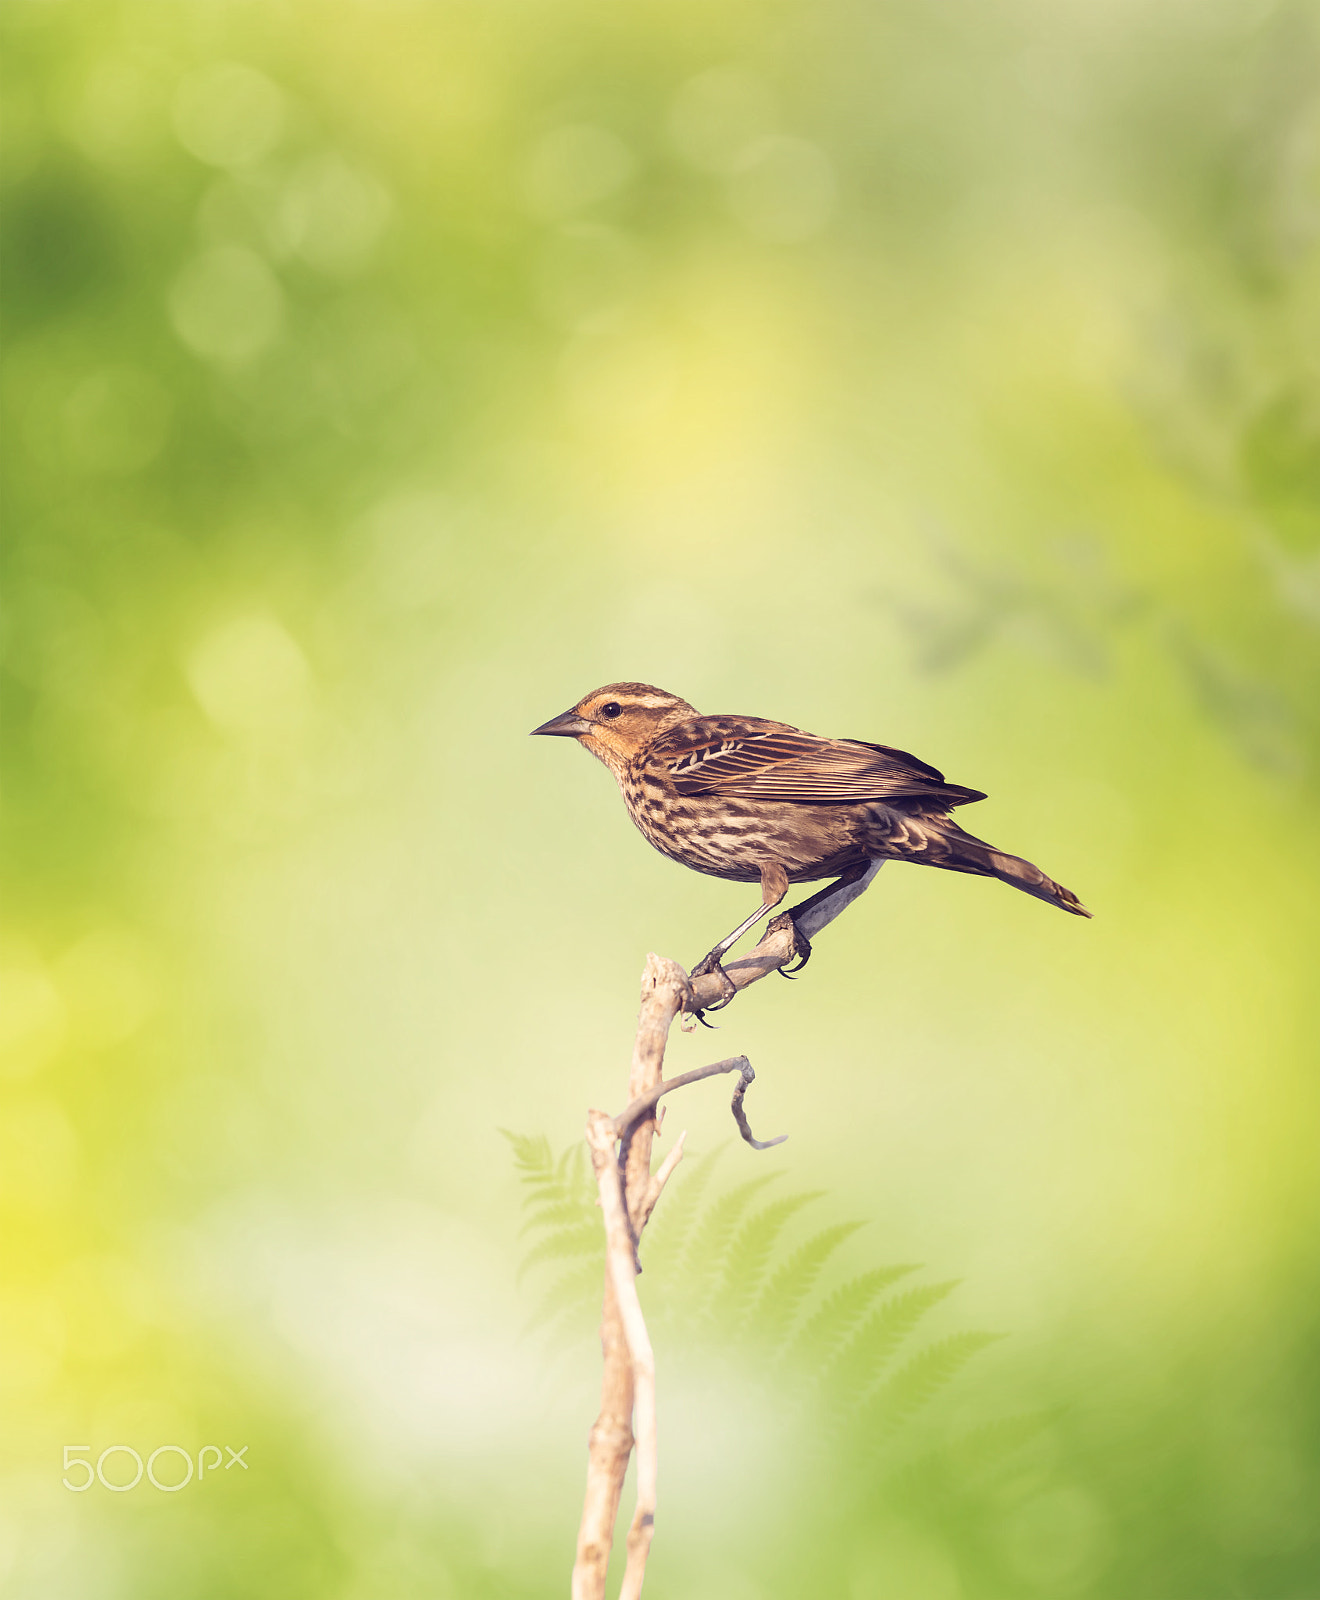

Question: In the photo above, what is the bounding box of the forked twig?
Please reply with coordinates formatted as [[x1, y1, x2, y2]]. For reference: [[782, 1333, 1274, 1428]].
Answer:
[[584, 1109, 669, 1600], [730, 1063, 788, 1151], [615, 1054, 786, 1155], [571, 863, 883, 1597], [573, 955, 686, 1600]]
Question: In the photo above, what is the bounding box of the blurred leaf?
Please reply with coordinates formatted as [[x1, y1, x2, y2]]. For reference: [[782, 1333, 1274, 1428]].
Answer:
[[866, 1331, 1005, 1427], [747, 1220, 867, 1347], [784, 1265, 922, 1373], [672, 1170, 784, 1297], [818, 1281, 959, 1404], [709, 1190, 824, 1334]]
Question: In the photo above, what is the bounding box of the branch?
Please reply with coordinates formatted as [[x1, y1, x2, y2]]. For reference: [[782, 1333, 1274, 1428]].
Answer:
[[572, 956, 687, 1600], [571, 866, 882, 1595], [615, 1055, 786, 1153], [585, 1109, 661, 1600], [685, 861, 884, 1015], [638, 1132, 686, 1233], [623, 956, 688, 1228]]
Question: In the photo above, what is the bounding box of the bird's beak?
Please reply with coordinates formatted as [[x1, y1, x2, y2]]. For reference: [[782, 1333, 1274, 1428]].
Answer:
[[530, 708, 592, 738]]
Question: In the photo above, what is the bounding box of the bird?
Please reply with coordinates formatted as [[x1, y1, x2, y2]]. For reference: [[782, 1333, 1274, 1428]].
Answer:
[[532, 682, 1089, 1009]]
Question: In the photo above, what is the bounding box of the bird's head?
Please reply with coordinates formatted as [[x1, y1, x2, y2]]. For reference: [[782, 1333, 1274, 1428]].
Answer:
[[531, 682, 697, 774]]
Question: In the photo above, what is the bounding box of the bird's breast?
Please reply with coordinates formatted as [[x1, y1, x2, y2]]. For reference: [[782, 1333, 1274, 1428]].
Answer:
[[618, 760, 866, 883]]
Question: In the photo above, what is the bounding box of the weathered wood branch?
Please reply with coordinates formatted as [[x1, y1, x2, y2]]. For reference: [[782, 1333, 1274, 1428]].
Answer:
[[685, 860, 884, 1014], [573, 954, 686, 1600], [584, 1108, 670, 1600], [570, 862, 884, 1597], [616, 1054, 786, 1156]]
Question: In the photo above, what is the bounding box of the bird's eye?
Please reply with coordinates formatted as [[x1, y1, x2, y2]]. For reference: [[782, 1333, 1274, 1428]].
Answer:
[[600, 702, 622, 719]]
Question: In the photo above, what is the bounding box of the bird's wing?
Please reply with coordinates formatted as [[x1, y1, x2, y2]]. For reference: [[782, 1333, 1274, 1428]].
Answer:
[[663, 727, 986, 808]]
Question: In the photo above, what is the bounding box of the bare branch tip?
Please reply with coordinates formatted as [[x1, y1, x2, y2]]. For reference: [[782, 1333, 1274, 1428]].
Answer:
[[731, 1061, 788, 1151]]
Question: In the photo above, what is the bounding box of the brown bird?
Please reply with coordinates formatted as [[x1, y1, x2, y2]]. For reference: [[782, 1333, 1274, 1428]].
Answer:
[[532, 682, 1089, 1008]]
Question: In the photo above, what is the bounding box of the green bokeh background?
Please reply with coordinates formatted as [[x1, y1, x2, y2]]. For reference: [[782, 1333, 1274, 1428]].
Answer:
[[3, 0, 1320, 1594]]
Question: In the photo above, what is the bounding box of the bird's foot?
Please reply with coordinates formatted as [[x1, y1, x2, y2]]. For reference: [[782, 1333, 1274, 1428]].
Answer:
[[687, 949, 738, 1026], [767, 912, 812, 978]]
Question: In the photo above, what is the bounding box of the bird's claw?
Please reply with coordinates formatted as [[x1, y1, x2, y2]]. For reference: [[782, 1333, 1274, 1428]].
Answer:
[[688, 949, 738, 1025], [767, 912, 812, 978]]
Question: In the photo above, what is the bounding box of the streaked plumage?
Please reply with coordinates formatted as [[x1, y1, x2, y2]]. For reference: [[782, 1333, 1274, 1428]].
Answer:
[[532, 682, 1089, 997]]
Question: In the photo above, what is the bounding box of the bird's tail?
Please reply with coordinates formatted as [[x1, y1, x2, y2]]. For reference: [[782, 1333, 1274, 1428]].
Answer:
[[928, 819, 1092, 917]]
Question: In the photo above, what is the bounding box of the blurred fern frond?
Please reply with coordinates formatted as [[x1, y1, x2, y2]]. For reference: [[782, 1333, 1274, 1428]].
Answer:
[[502, 1130, 594, 1215], [515, 1222, 602, 1285], [521, 1258, 605, 1344], [675, 1170, 784, 1293], [501, 1129, 599, 1285], [818, 1280, 960, 1402], [866, 1331, 1005, 1426], [638, 1143, 724, 1279], [709, 1190, 825, 1334], [749, 1221, 866, 1346], [783, 1265, 922, 1372], [502, 1129, 553, 1180], [507, 1134, 1003, 1463]]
